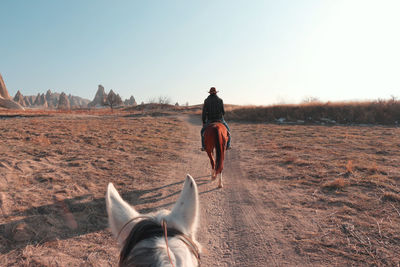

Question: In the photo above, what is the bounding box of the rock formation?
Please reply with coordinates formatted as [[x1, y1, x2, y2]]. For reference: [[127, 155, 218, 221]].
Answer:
[[0, 72, 90, 110], [45, 89, 60, 108], [124, 95, 137, 106], [33, 93, 40, 106], [45, 89, 52, 102], [88, 85, 107, 107], [0, 73, 11, 99], [0, 73, 24, 110], [15, 91, 89, 109], [0, 80, 127, 110], [57, 92, 70, 110], [68, 94, 90, 108], [0, 98, 25, 110], [24, 95, 36, 106], [13, 91, 29, 106], [33, 93, 48, 108], [87, 85, 137, 108], [68, 94, 77, 107]]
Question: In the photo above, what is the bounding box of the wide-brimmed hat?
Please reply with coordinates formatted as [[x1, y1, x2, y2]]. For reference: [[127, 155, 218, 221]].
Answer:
[[208, 87, 218, 94]]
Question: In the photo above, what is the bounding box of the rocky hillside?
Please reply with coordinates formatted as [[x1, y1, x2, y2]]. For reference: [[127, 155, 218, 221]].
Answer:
[[88, 85, 136, 108], [2, 73, 136, 110], [13, 90, 90, 109]]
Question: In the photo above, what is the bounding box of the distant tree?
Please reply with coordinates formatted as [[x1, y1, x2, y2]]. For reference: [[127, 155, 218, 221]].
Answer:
[[106, 90, 122, 111], [175, 102, 179, 106], [302, 96, 321, 104], [158, 96, 171, 105], [147, 97, 157, 104]]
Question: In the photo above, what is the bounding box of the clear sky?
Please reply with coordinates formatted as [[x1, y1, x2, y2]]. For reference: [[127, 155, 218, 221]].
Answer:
[[1, 0, 399, 105]]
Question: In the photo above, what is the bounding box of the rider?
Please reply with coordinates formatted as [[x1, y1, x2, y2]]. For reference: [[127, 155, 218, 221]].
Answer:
[[201, 87, 231, 151]]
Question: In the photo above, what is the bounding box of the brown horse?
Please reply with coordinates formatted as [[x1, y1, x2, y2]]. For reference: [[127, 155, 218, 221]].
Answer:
[[203, 122, 228, 188]]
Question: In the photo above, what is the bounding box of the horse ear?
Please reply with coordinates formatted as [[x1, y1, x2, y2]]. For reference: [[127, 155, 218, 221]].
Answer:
[[166, 174, 199, 237], [106, 183, 140, 244]]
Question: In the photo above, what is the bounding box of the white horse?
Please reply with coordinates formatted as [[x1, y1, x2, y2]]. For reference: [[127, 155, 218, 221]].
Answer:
[[106, 174, 200, 267]]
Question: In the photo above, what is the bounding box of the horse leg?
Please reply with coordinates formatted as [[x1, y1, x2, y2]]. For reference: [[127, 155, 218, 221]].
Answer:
[[211, 170, 216, 180], [218, 172, 223, 188], [206, 150, 216, 180], [210, 168, 215, 180]]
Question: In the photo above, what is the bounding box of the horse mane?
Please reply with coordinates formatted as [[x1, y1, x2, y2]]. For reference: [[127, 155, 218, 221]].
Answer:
[[107, 175, 200, 266], [119, 218, 182, 267]]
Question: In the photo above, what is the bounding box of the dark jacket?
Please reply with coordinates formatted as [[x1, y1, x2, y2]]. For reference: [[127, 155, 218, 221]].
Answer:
[[202, 94, 225, 124]]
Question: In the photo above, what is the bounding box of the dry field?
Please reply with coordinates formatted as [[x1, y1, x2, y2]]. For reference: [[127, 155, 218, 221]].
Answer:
[[0, 110, 399, 266], [232, 122, 400, 265], [0, 112, 188, 265], [225, 99, 400, 125]]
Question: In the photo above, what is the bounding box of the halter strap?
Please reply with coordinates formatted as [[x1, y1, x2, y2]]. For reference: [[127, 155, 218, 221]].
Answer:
[[178, 234, 201, 264], [161, 220, 201, 266], [162, 219, 175, 267]]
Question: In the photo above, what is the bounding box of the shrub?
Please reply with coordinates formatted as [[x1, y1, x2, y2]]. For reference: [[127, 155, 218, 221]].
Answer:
[[225, 99, 400, 125], [322, 178, 348, 190]]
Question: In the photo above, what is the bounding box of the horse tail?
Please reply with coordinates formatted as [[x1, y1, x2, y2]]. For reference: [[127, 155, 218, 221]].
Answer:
[[215, 125, 225, 174]]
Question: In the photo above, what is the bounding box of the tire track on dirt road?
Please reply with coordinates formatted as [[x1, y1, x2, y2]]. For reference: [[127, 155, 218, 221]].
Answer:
[[179, 115, 306, 266]]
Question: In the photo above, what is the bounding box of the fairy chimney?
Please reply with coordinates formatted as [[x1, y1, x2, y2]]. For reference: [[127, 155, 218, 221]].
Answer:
[[0, 73, 11, 99], [13, 91, 28, 106], [0, 73, 24, 110], [24, 95, 36, 105], [124, 95, 137, 106], [33, 93, 48, 107], [45, 89, 52, 102], [57, 92, 70, 109], [33, 93, 41, 106], [88, 85, 107, 107]]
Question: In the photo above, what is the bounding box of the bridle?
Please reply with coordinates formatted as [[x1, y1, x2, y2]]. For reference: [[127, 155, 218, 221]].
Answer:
[[118, 216, 201, 267]]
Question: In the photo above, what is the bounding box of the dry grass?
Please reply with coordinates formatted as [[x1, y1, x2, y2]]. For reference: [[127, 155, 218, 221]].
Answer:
[[0, 112, 189, 266], [1, 107, 399, 265], [0, 107, 119, 116], [382, 192, 400, 203], [124, 103, 202, 114], [232, 122, 400, 265], [345, 160, 354, 174], [225, 99, 400, 125], [31, 134, 52, 146], [322, 178, 349, 190]]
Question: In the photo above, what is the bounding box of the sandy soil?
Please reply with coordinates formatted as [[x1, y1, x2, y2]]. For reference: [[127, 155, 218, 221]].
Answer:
[[1, 112, 399, 266]]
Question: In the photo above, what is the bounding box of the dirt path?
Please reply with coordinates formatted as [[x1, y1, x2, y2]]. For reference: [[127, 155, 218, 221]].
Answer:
[[179, 115, 308, 267]]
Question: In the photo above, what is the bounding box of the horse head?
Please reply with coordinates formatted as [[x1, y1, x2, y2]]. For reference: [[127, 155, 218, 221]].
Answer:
[[106, 174, 200, 267]]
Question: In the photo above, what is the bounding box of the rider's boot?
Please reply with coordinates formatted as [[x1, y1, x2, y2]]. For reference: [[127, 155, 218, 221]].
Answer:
[[201, 135, 206, 151], [226, 131, 232, 150]]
